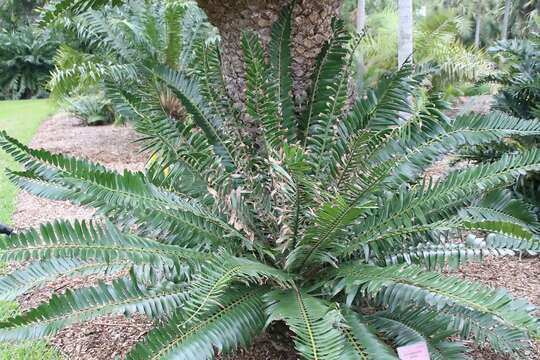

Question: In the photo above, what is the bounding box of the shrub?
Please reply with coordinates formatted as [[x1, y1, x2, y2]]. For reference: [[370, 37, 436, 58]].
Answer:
[[459, 37, 540, 215], [0, 27, 59, 100], [48, 1, 215, 100], [1, 5, 540, 360], [64, 94, 114, 126], [489, 37, 540, 120]]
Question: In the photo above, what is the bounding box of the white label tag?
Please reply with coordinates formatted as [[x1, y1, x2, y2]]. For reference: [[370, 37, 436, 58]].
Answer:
[[397, 342, 430, 360]]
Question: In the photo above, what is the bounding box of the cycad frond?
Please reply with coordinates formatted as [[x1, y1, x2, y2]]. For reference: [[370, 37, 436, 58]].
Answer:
[[369, 308, 468, 360], [300, 19, 351, 144], [0, 220, 203, 269], [157, 66, 238, 171], [0, 131, 244, 250], [163, 2, 185, 68], [0, 275, 185, 342], [303, 21, 354, 176], [2, 3, 540, 358], [385, 111, 540, 186], [332, 263, 540, 339], [269, 1, 296, 143], [181, 257, 290, 327], [242, 31, 284, 150], [376, 242, 516, 270], [265, 289, 346, 360], [191, 41, 238, 143], [127, 287, 266, 360], [0, 259, 127, 301], [340, 309, 398, 360], [349, 149, 540, 254]]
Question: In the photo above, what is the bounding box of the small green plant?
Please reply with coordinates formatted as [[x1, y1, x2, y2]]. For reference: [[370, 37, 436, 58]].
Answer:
[[360, 9, 494, 92], [65, 94, 114, 126], [48, 1, 215, 100], [1, 4, 540, 360]]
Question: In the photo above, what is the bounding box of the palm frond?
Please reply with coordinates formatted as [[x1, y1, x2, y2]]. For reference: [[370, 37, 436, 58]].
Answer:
[[0, 273, 185, 341], [126, 287, 266, 360], [0, 259, 127, 301], [340, 309, 398, 360], [265, 289, 346, 360], [269, 1, 296, 143]]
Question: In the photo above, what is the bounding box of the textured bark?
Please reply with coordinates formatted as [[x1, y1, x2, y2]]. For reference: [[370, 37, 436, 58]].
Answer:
[[196, 0, 342, 109], [398, 0, 413, 67]]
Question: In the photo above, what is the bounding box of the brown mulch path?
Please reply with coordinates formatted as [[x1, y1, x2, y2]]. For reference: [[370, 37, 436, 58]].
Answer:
[[50, 314, 154, 360]]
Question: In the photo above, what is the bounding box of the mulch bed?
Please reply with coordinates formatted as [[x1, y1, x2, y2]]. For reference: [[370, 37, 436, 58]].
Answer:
[[6, 103, 540, 359], [50, 314, 154, 360]]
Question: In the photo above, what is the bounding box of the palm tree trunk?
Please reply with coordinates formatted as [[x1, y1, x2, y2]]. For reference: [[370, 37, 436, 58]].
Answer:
[[398, 0, 413, 67], [356, 0, 366, 33], [195, 0, 341, 108], [501, 0, 511, 40], [474, 13, 482, 47]]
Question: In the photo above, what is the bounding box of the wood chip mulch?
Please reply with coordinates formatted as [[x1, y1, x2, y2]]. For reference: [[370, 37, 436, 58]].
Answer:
[[219, 334, 298, 360], [50, 314, 154, 360]]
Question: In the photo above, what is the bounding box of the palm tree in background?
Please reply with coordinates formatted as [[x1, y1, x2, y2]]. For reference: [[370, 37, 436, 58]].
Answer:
[[398, 0, 414, 65], [502, 0, 513, 40]]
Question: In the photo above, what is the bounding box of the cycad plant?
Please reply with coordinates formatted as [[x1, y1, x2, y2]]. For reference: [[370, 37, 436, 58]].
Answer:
[[48, 0, 215, 99], [2, 4, 540, 359], [0, 26, 59, 99], [489, 37, 540, 120]]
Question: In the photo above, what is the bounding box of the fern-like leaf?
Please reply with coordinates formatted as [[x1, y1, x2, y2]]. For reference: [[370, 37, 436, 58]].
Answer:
[[126, 287, 266, 360], [265, 289, 346, 360]]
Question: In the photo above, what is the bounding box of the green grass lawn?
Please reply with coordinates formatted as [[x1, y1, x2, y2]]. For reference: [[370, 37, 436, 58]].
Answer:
[[0, 99, 61, 360], [0, 99, 56, 224]]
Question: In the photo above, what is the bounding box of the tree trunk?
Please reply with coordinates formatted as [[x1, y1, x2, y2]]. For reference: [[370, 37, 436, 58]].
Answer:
[[398, 0, 413, 67], [501, 0, 511, 40], [195, 0, 342, 108], [355, 0, 366, 89], [474, 13, 481, 47], [356, 0, 366, 33]]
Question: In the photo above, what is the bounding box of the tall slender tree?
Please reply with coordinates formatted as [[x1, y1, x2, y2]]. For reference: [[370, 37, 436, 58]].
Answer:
[[474, 3, 482, 47], [398, 0, 413, 66], [356, 0, 366, 32], [502, 0, 512, 40]]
